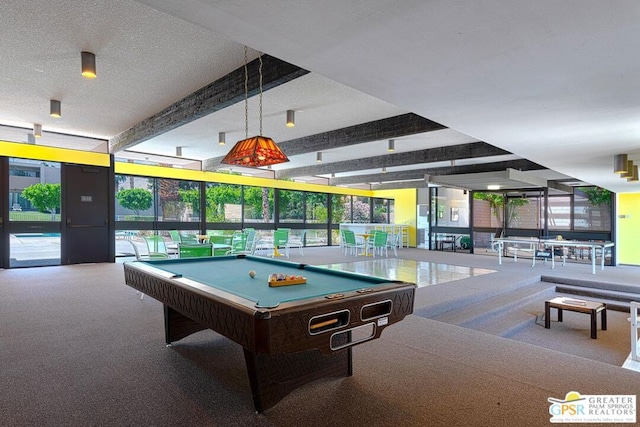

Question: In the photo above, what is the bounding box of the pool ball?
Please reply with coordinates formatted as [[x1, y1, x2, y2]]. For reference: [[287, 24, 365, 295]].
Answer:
[[249, 270, 256, 278]]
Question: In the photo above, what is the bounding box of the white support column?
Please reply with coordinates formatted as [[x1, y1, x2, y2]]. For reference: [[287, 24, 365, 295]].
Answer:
[[632, 302, 640, 362]]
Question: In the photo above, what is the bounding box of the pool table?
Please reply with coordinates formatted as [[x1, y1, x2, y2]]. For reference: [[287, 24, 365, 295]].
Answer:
[[123, 255, 416, 412]]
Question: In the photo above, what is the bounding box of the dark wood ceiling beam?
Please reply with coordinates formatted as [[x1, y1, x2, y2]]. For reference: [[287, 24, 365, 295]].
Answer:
[[274, 113, 444, 156], [202, 113, 444, 170], [330, 159, 545, 185], [276, 142, 511, 179], [109, 55, 308, 153]]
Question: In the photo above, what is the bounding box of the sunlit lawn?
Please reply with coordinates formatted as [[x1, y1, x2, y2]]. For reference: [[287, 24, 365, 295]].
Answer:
[[9, 211, 60, 221]]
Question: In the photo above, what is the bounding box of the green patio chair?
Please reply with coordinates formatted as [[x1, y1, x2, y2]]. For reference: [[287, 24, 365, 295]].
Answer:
[[179, 232, 199, 244], [178, 243, 212, 258], [209, 235, 233, 256], [273, 229, 290, 258], [287, 230, 306, 256], [227, 230, 256, 255], [342, 230, 363, 256], [143, 235, 170, 258], [126, 239, 169, 299], [367, 231, 388, 257]]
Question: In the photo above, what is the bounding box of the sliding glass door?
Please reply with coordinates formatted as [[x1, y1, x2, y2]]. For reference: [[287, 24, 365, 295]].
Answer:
[[8, 158, 61, 267]]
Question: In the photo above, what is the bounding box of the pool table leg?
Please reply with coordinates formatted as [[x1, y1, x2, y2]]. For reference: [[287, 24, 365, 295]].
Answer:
[[243, 347, 352, 413], [164, 305, 208, 344]]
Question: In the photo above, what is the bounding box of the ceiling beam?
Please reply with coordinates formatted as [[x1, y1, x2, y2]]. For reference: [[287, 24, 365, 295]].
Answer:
[[276, 142, 511, 179], [202, 113, 444, 170], [371, 181, 429, 190], [270, 113, 444, 157], [548, 180, 574, 194], [330, 159, 545, 185], [109, 55, 308, 153]]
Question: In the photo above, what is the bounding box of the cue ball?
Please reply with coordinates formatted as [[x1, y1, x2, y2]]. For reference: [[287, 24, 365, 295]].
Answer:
[[249, 270, 256, 278]]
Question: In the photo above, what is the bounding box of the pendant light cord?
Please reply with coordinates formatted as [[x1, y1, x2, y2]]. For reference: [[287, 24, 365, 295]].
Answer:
[[242, 47, 264, 137], [244, 46, 249, 139], [259, 54, 263, 135]]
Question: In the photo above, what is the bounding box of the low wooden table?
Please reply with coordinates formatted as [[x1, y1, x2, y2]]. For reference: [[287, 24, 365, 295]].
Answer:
[[545, 297, 607, 339]]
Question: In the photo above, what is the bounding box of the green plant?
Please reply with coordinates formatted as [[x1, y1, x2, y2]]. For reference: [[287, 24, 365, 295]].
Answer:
[[578, 187, 611, 206], [116, 188, 153, 216], [473, 192, 528, 227], [205, 184, 242, 222], [21, 183, 61, 220]]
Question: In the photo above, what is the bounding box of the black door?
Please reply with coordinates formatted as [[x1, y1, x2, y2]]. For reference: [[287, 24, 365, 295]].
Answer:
[[0, 157, 5, 268], [62, 164, 113, 264]]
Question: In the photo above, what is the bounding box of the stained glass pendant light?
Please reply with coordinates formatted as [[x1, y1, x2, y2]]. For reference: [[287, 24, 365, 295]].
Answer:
[[222, 47, 289, 167]]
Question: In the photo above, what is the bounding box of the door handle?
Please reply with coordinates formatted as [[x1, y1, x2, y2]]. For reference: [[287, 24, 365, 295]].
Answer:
[[66, 218, 71, 225]]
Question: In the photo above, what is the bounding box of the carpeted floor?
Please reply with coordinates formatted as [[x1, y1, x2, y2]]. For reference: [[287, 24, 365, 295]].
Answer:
[[2, 247, 639, 426]]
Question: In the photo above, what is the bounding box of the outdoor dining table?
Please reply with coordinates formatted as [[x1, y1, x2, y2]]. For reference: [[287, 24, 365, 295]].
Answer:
[[356, 233, 374, 256]]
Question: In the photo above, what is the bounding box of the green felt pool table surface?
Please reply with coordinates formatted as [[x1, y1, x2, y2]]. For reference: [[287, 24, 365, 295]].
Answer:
[[136, 255, 392, 308]]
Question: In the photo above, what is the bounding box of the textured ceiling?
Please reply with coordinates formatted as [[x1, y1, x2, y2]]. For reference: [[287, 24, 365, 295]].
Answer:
[[4, 0, 639, 193]]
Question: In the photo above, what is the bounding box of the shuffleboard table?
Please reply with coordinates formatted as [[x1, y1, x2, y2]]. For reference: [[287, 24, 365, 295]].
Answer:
[[123, 254, 416, 412]]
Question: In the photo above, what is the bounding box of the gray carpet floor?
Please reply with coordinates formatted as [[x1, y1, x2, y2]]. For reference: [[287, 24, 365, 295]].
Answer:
[[1, 247, 639, 426]]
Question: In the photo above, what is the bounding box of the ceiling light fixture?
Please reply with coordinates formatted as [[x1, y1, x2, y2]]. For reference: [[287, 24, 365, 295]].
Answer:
[[50, 99, 61, 118], [622, 160, 634, 178], [487, 184, 501, 190], [222, 47, 289, 167], [316, 152, 322, 163], [33, 123, 42, 138], [176, 146, 182, 157], [81, 51, 96, 79], [218, 132, 226, 146], [388, 139, 395, 152], [627, 165, 639, 182], [614, 154, 628, 174], [286, 110, 295, 127]]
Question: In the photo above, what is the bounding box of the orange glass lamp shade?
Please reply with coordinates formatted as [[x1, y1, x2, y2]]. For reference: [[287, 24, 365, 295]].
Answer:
[[221, 136, 289, 167]]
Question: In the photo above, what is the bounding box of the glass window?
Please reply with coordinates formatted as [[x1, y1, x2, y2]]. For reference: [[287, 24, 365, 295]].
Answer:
[[547, 196, 571, 230], [205, 183, 242, 223], [305, 229, 328, 247], [352, 196, 371, 223], [472, 192, 503, 229], [115, 175, 154, 221], [372, 198, 388, 223], [157, 178, 199, 222], [306, 192, 328, 224], [9, 159, 61, 222], [279, 189, 304, 223], [432, 188, 468, 227], [505, 195, 538, 229], [574, 189, 611, 231], [244, 186, 274, 224], [331, 194, 350, 224]]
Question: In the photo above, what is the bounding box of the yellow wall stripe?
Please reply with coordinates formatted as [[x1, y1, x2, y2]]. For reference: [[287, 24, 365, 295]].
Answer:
[[0, 140, 110, 167]]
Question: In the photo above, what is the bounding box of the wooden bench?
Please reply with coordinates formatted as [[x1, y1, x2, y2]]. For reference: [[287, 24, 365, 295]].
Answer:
[[545, 297, 607, 339]]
